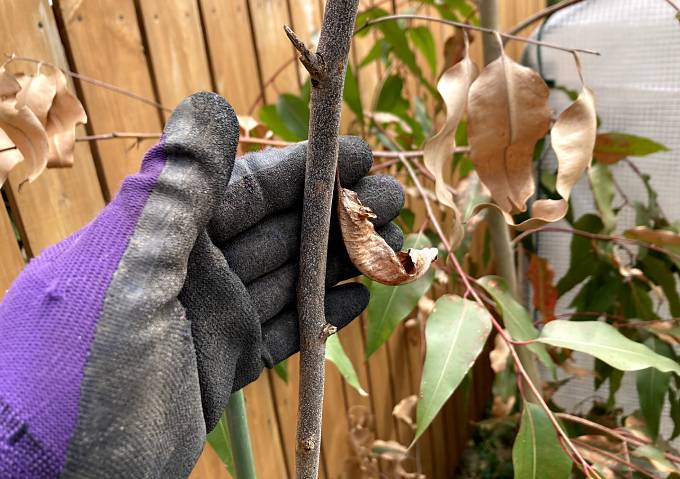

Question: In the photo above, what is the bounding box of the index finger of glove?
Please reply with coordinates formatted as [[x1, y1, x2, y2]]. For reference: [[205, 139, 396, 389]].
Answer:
[[208, 136, 373, 245]]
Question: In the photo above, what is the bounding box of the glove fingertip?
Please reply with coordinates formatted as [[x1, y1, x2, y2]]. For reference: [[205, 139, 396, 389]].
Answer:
[[338, 136, 373, 186], [325, 282, 369, 330]]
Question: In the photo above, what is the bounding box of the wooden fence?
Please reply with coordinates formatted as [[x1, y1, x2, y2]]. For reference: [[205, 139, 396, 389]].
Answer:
[[0, 1, 544, 477]]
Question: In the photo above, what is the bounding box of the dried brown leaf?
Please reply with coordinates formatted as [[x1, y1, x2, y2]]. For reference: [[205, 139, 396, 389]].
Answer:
[[527, 254, 558, 322], [16, 69, 57, 125], [624, 226, 680, 246], [424, 33, 477, 248], [471, 59, 596, 231], [44, 68, 87, 167], [0, 66, 49, 185], [467, 36, 550, 214], [443, 28, 474, 71], [0, 129, 22, 186], [392, 395, 418, 430], [491, 395, 516, 418], [489, 333, 510, 373], [337, 184, 437, 285]]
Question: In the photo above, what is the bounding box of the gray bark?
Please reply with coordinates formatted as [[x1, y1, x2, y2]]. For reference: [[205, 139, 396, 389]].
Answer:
[[285, 1, 360, 477]]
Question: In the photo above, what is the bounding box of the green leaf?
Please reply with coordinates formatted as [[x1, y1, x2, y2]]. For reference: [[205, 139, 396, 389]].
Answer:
[[637, 337, 672, 439], [477, 276, 555, 373], [375, 74, 407, 113], [408, 26, 437, 75], [375, 19, 421, 78], [512, 403, 572, 479], [557, 214, 605, 294], [594, 132, 669, 165], [537, 320, 680, 374], [206, 413, 235, 477], [641, 255, 680, 317], [414, 295, 492, 444], [359, 38, 389, 68], [343, 64, 363, 124], [670, 388, 680, 440], [273, 358, 288, 383], [258, 104, 297, 141], [325, 334, 368, 397], [589, 163, 616, 233], [276, 93, 309, 141], [364, 234, 435, 358]]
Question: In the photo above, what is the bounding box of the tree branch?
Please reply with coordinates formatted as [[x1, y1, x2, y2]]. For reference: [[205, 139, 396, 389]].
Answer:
[[287, 1, 359, 477], [5, 55, 172, 113], [354, 14, 600, 56], [505, 0, 584, 37]]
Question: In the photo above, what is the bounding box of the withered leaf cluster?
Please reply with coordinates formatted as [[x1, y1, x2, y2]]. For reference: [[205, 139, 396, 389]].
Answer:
[[424, 32, 597, 236], [0, 62, 86, 186]]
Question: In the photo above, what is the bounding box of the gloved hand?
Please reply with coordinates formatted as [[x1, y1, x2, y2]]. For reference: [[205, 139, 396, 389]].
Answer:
[[0, 92, 403, 479]]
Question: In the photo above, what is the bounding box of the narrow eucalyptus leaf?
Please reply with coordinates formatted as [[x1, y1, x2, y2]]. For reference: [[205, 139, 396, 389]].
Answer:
[[512, 403, 572, 479], [414, 295, 492, 444], [537, 321, 680, 374]]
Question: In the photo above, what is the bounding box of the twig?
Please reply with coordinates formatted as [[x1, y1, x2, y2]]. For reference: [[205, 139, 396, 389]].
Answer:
[[505, 0, 585, 36], [512, 226, 680, 263], [5, 55, 172, 113], [572, 439, 657, 479], [665, 0, 680, 13], [354, 14, 600, 56], [247, 55, 298, 115], [557, 413, 680, 465], [398, 153, 594, 476], [285, 2, 359, 477]]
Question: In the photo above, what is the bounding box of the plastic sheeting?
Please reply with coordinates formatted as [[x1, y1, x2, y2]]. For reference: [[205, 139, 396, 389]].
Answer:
[[522, 0, 680, 436]]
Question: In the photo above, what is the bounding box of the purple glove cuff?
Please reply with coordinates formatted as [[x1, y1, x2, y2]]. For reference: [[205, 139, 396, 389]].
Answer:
[[0, 141, 167, 476]]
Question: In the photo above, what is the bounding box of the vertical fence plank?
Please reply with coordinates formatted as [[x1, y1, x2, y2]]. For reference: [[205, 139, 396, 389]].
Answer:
[[247, 0, 299, 104], [199, 0, 263, 114], [137, 0, 213, 115], [0, 204, 23, 298], [187, 444, 231, 479], [243, 376, 289, 478], [321, 366, 351, 479], [500, 0, 546, 60], [56, 0, 162, 198], [270, 356, 300, 479], [0, 0, 105, 256]]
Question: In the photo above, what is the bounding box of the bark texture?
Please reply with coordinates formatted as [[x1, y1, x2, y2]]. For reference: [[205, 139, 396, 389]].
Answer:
[[287, 1, 360, 478]]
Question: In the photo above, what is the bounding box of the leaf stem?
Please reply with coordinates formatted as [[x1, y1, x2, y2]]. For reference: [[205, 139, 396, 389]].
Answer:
[[354, 14, 600, 56]]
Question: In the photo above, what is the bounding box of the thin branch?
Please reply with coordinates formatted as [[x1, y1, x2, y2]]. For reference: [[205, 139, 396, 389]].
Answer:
[[505, 0, 584, 37], [557, 413, 680, 465], [354, 14, 600, 56], [247, 55, 298, 115], [572, 439, 657, 479], [512, 226, 680, 263], [665, 0, 680, 13], [6, 55, 172, 113]]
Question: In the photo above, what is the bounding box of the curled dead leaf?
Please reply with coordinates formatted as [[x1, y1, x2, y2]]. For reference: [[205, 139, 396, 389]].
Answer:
[[393, 395, 418, 430], [337, 183, 437, 285], [424, 32, 477, 249], [0, 66, 49, 185], [491, 395, 516, 418], [489, 333, 510, 373], [44, 67, 87, 168]]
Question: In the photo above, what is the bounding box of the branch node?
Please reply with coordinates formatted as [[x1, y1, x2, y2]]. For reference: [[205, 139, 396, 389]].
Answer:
[[300, 438, 316, 451], [321, 323, 337, 339], [283, 25, 325, 84]]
